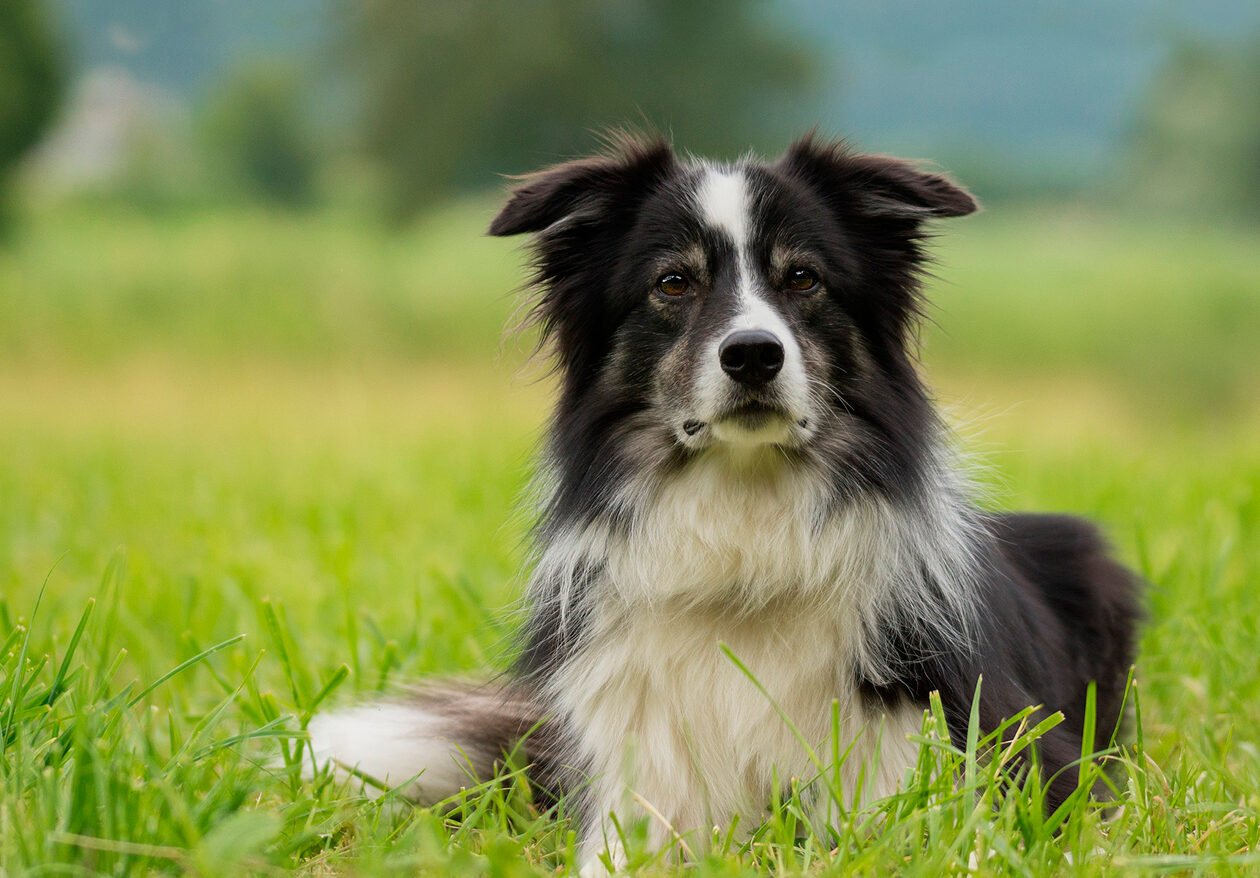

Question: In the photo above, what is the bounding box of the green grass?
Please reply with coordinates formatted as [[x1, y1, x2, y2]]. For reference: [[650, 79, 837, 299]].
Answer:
[[1, 204, 1258, 874]]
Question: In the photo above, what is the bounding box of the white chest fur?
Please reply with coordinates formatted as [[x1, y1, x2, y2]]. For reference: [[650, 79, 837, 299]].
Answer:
[[555, 605, 922, 847], [541, 451, 937, 858], [539, 452, 909, 619]]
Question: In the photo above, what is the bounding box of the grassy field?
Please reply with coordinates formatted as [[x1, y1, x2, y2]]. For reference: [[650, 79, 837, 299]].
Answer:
[[1, 203, 1258, 874]]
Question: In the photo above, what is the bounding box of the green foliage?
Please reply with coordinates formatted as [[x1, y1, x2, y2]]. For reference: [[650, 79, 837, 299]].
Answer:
[[202, 62, 319, 207], [0, 0, 65, 226], [1129, 39, 1260, 218], [340, 0, 817, 221]]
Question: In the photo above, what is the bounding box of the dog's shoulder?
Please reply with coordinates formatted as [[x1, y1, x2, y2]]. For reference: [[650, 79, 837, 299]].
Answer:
[[984, 511, 1142, 627]]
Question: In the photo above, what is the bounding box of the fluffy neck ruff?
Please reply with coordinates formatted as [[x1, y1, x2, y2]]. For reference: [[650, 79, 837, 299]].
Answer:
[[520, 434, 982, 686]]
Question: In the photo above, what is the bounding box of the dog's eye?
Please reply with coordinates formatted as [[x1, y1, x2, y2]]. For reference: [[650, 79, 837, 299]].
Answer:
[[656, 273, 690, 297], [785, 268, 820, 293]]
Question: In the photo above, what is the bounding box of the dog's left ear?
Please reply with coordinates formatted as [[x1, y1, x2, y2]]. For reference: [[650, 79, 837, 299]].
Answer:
[[489, 133, 676, 237], [779, 134, 978, 220]]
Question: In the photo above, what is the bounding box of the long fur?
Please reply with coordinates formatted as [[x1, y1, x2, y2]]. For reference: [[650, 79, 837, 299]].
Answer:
[[310, 133, 1142, 872]]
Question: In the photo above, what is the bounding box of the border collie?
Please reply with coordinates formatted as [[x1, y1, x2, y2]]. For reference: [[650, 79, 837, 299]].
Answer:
[[310, 133, 1141, 873]]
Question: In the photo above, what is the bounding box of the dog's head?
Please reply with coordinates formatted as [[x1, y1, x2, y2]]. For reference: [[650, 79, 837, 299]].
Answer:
[[491, 133, 976, 494]]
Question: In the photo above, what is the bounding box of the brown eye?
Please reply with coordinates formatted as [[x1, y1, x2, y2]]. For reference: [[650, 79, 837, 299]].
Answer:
[[656, 273, 690, 297], [785, 267, 820, 293]]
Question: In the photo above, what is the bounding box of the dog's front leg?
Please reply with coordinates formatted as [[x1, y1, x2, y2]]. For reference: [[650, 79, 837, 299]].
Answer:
[[577, 824, 628, 878], [576, 776, 700, 875]]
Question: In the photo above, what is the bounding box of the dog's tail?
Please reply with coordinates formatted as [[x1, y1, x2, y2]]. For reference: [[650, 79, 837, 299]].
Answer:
[[306, 681, 549, 802]]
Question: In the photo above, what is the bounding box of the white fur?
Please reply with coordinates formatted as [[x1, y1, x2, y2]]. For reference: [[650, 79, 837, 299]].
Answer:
[[306, 703, 477, 801], [562, 606, 926, 871], [532, 448, 979, 674], [692, 165, 815, 445], [696, 168, 750, 248]]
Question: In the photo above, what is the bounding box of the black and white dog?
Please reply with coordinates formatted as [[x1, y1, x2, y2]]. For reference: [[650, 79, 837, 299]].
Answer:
[[310, 134, 1141, 872]]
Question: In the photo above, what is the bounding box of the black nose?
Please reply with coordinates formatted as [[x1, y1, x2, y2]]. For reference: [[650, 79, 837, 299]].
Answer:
[[719, 329, 784, 385]]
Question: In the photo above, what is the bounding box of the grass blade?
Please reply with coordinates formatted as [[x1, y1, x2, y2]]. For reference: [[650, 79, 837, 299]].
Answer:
[[127, 634, 246, 709]]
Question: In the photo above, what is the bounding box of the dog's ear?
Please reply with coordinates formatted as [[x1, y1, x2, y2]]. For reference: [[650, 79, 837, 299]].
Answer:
[[780, 133, 978, 220], [489, 133, 676, 237]]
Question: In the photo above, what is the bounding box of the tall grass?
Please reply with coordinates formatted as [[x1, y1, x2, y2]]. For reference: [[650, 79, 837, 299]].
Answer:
[[1, 203, 1257, 873]]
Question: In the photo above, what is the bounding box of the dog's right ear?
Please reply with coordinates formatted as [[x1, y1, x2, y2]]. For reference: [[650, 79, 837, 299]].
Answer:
[[488, 133, 675, 237]]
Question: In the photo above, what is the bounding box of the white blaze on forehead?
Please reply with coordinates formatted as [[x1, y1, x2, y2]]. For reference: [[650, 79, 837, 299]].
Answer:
[[694, 166, 793, 337], [696, 166, 757, 311], [687, 164, 815, 437], [697, 167, 751, 250]]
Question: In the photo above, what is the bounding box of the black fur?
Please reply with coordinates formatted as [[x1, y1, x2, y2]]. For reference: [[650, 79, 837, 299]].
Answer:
[[859, 513, 1141, 806]]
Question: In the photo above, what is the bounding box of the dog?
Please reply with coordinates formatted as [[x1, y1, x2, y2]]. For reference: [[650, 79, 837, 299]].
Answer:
[[309, 133, 1141, 873]]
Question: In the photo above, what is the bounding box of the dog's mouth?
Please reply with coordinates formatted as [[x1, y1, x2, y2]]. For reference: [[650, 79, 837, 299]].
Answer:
[[680, 399, 810, 448], [719, 401, 786, 429]]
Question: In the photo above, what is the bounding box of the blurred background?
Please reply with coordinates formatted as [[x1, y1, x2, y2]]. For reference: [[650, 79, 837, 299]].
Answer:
[[3, 1, 1259, 404], [3, 6, 1259, 868], [3, 0, 1259, 395], [1, 0, 1258, 640]]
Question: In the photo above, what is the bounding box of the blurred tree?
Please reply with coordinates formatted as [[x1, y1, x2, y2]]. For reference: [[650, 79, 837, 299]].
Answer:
[[202, 62, 318, 207], [0, 0, 65, 230], [1129, 40, 1260, 219], [342, 0, 817, 221]]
